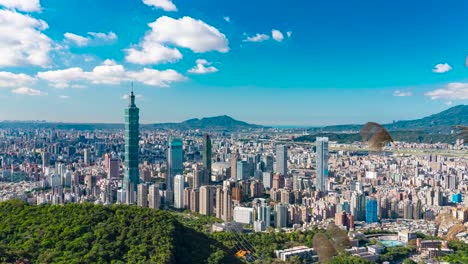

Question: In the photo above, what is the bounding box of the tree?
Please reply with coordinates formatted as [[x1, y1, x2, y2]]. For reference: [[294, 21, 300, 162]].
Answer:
[[313, 233, 337, 263]]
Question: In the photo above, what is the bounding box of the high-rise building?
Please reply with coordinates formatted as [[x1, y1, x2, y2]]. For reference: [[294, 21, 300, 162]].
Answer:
[[275, 204, 288, 228], [199, 186, 215, 215], [316, 137, 329, 192], [42, 151, 50, 172], [366, 198, 378, 223], [230, 151, 238, 180], [263, 155, 274, 173], [137, 183, 148, 207], [108, 157, 119, 179], [276, 145, 288, 176], [174, 175, 185, 209], [148, 184, 161, 209], [202, 134, 212, 181], [83, 148, 90, 165], [236, 161, 249, 180], [351, 192, 367, 221], [123, 90, 140, 199], [193, 165, 207, 189], [258, 204, 271, 227], [263, 172, 273, 189], [190, 188, 200, 213], [167, 138, 183, 191]]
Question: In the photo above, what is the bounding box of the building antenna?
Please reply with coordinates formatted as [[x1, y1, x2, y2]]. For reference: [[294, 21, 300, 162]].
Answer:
[[131, 82, 134, 93]]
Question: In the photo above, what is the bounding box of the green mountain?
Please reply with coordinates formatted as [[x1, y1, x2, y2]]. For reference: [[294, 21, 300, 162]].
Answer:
[[0, 200, 239, 264], [321, 105, 468, 133], [148, 115, 263, 131]]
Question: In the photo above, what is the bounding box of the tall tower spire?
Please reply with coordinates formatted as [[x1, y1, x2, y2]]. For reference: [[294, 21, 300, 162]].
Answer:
[[129, 82, 136, 107]]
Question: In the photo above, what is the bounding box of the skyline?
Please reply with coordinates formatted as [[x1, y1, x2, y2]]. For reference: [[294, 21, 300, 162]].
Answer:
[[1, 0, 468, 125]]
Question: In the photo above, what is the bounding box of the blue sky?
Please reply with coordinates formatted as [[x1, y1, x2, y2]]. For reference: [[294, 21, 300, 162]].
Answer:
[[0, 0, 467, 125]]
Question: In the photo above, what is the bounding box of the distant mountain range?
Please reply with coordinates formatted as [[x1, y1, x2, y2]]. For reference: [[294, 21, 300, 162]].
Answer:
[[0, 115, 263, 131], [319, 105, 468, 133]]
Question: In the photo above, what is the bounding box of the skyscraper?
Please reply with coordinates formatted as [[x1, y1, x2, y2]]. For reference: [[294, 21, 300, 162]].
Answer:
[[123, 89, 140, 203], [276, 145, 287, 176], [83, 148, 90, 165], [202, 133, 212, 182], [230, 151, 238, 180], [148, 184, 161, 209], [174, 175, 184, 209], [316, 137, 329, 192], [167, 138, 183, 191], [137, 183, 148, 207], [366, 198, 378, 223]]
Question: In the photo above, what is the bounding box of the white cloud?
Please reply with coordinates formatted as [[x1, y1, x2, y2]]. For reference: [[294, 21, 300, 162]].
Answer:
[[287, 31, 292, 38], [432, 63, 452, 73], [0, 9, 53, 67], [125, 16, 228, 65], [188, 59, 218, 74], [393, 90, 412, 97], [64, 31, 118, 47], [122, 94, 143, 99], [272, 29, 284, 42], [0, 71, 36, 88], [142, 0, 177, 11], [243, 33, 270, 43], [38, 60, 186, 88], [64, 32, 90, 47], [425, 82, 468, 100], [147, 16, 228, 53], [125, 42, 182, 65], [88, 31, 117, 41], [0, 0, 41, 12], [59, 95, 70, 99], [223, 16, 230, 23], [12, 87, 46, 96], [446, 101, 453, 106]]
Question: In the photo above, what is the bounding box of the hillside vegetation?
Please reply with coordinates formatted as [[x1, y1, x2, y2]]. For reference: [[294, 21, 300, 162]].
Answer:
[[0, 200, 239, 264]]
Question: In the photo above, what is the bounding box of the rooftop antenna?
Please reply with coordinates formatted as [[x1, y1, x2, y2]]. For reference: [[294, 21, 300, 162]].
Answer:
[[131, 81, 134, 93]]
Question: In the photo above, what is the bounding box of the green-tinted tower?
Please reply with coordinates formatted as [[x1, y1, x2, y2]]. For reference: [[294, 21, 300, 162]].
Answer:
[[123, 89, 139, 192], [202, 133, 212, 182]]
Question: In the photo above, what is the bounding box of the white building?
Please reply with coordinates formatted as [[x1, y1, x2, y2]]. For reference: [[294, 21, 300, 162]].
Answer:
[[174, 175, 184, 209], [233, 206, 253, 224]]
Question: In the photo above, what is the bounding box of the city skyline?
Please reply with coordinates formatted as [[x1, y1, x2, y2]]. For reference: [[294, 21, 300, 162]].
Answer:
[[0, 0, 468, 125]]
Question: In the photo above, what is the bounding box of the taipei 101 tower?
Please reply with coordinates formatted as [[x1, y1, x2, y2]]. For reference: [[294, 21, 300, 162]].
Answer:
[[123, 84, 139, 204]]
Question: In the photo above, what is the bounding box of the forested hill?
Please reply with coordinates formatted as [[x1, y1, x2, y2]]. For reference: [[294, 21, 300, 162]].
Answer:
[[0, 200, 240, 264]]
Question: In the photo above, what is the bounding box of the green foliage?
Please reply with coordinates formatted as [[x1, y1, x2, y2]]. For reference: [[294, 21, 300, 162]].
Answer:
[[329, 253, 373, 264], [0, 200, 240, 264], [379, 246, 415, 263], [402, 259, 417, 264], [440, 240, 468, 263]]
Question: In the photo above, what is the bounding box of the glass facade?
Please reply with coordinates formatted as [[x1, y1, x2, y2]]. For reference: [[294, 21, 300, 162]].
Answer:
[[123, 92, 139, 191]]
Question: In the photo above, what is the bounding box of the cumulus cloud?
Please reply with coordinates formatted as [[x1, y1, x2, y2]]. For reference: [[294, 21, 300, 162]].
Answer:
[[393, 90, 412, 97], [243, 33, 270, 43], [0, 9, 53, 67], [64, 31, 118, 47], [125, 16, 228, 65], [142, 0, 177, 11], [432, 63, 452, 73], [272, 29, 284, 42], [188, 59, 218, 74], [12, 87, 46, 96], [223, 16, 230, 23], [0, 0, 41, 12], [37, 59, 186, 88], [0, 71, 36, 88], [425, 82, 468, 100]]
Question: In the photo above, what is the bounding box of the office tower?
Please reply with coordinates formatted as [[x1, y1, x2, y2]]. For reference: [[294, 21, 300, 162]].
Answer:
[[167, 138, 183, 190], [275, 204, 288, 228], [174, 175, 184, 209], [199, 186, 215, 215], [236, 161, 249, 180], [108, 158, 119, 179], [275, 145, 288, 176], [83, 148, 90, 165], [193, 166, 207, 189], [123, 90, 140, 195], [230, 151, 238, 180], [148, 184, 161, 209], [202, 134, 212, 181], [263, 155, 274, 173], [215, 186, 223, 218], [258, 204, 271, 227], [183, 188, 192, 209], [366, 198, 378, 223], [104, 153, 111, 171], [190, 188, 200, 213], [404, 201, 413, 219], [263, 172, 273, 189], [137, 183, 148, 207], [222, 182, 233, 221], [42, 151, 49, 172], [413, 199, 422, 220], [63, 170, 71, 186], [351, 192, 366, 221], [316, 137, 329, 192]]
